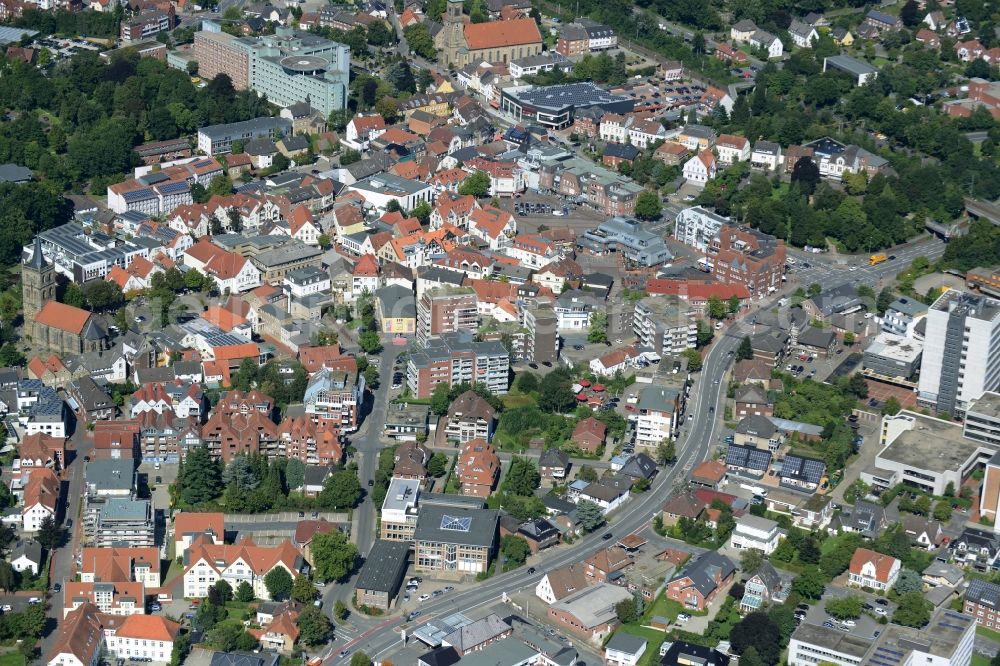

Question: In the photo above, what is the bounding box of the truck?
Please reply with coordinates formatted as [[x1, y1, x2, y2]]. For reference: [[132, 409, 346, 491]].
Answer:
[[739, 483, 768, 497], [869, 254, 887, 266]]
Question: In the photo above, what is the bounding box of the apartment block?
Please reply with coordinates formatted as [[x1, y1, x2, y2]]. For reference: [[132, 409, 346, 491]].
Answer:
[[633, 297, 696, 355], [406, 333, 509, 398], [193, 30, 250, 89], [416, 287, 479, 346]]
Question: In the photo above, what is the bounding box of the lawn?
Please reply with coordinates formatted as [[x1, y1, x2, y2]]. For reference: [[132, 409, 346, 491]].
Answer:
[[974, 655, 991, 666], [645, 595, 702, 622], [501, 393, 536, 409], [0, 653, 25, 666], [978, 625, 1000, 644], [821, 532, 859, 556]]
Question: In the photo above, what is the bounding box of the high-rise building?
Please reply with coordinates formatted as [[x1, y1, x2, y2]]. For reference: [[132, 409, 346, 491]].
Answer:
[[523, 306, 558, 364], [193, 30, 250, 90], [919, 290, 1000, 416], [406, 333, 509, 398]]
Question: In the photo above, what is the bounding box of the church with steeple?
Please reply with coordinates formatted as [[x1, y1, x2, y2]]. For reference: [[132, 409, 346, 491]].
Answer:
[[22, 237, 109, 355], [434, 0, 543, 68]]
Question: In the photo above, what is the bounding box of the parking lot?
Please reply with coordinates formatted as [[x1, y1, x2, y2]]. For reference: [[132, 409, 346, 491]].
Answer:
[[798, 584, 895, 641]]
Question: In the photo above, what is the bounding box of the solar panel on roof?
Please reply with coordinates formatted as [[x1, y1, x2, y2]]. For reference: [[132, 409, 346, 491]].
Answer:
[[139, 172, 169, 185], [158, 181, 190, 195], [123, 188, 155, 202]]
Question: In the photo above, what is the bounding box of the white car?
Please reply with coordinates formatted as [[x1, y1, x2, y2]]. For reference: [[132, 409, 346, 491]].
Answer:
[[677, 613, 691, 622], [841, 619, 856, 628], [874, 607, 887, 616], [418, 594, 431, 602]]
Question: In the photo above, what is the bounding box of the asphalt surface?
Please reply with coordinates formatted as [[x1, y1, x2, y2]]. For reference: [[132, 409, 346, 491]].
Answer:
[[323, 331, 741, 663], [787, 236, 947, 293]]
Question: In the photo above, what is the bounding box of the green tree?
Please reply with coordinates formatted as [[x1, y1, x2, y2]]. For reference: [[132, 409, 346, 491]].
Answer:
[[235, 581, 255, 602], [403, 23, 436, 59], [739, 548, 763, 574], [0, 345, 25, 368], [340, 148, 361, 165], [500, 535, 531, 569], [430, 382, 451, 415], [768, 604, 798, 642], [737, 336, 753, 361], [933, 500, 953, 522], [311, 529, 358, 582], [634, 191, 662, 220], [791, 566, 826, 599], [587, 311, 608, 344], [882, 396, 901, 416], [297, 605, 334, 646], [207, 174, 233, 198], [791, 157, 820, 194], [411, 200, 432, 225], [427, 452, 448, 478], [825, 595, 863, 620], [876, 288, 895, 314], [808, 283, 822, 297], [707, 296, 728, 319], [730, 612, 782, 664], [36, 515, 64, 550], [359, 331, 383, 354], [655, 439, 676, 465], [681, 348, 703, 372], [291, 575, 317, 603], [264, 567, 293, 601], [62, 282, 85, 308], [213, 580, 233, 604], [728, 295, 741, 314], [614, 597, 638, 624], [285, 458, 306, 490], [334, 599, 348, 621], [695, 319, 713, 347], [537, 369, 576, 413], [83, 279, 123, 311], [577, 465, 598, 482], [847, 373, 869, 398], [179, 445, 222, 506], [502, 457, 540, 496], [576, 499, 605, 532], [894, 569, 923, 595], [458, 171, 491, 197], [318, 470, 362, 510], [207, 624, 257, 652], [350, 653, 373, 666], [516, 372, 539, 394], [893, 591, 931, 628], [0, 561, 15, 593]]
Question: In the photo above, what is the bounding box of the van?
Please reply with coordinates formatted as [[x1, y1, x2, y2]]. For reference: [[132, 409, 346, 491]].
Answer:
[[778, 297, 789, 307]]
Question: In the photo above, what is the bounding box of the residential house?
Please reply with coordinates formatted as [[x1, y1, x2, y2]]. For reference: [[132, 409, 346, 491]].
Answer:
[[444, 391, 496, 444], [666, 551, 736, 611], [455, 439, 500, 498], [539, 448, 570, 483], [741, 562, 786, 613], [848, 548, 900, 591], [683, 149, 717, 186], [182, 537, 306, 600], [728, 515, 781, 554], [535, 564, 590, 603], [572, 417, 607, 454]]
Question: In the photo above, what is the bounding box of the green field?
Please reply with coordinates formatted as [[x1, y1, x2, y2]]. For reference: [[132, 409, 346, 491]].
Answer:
[[0, 653, 26, 666]]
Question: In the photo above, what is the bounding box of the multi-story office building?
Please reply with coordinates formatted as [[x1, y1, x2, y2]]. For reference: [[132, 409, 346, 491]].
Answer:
[[416, 288, 479, 346], [862, 332, 922, 381], [413, 505, 499, 577], [633, 297, 696, 355], [380, 477, 421, 542], [918, 290, 1000, 416], [406, 333, 510, 398], [965, 392, 1000, 449], [193, 29, 250, 89], [197, 117, 293, 156], [243, 28, 350, 117]]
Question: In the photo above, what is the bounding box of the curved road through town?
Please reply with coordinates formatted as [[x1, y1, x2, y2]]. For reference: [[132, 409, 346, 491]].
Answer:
[[324, 330, 742, 663]]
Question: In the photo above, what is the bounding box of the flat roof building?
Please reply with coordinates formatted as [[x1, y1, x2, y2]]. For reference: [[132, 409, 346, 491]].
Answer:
[[354, 539, 410, 612], [500, 83, 634, 129], [823, 55, 879, 86], [863, 332, 922, 381], [197, 117, 293, 156]]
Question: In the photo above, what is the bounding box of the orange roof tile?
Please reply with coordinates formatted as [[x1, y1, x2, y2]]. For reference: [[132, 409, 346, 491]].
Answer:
[[464, 17, 541, 50], [115, 614, 181, 642], [34, 301, 92, 335]]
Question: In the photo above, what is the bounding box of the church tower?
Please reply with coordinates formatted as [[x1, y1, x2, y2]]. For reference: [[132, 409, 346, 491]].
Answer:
[[443, 0, 466, 67], [22, 236, 55, 324]]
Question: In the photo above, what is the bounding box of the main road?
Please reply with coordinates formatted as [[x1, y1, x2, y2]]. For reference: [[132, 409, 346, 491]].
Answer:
[[323, 330, 743, 663]]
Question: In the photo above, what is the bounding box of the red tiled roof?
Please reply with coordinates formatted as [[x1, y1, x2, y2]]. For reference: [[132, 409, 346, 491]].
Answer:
[[464, 17, 541, 50], [849, 548, 898, 583], [34, 301, 91, 335]]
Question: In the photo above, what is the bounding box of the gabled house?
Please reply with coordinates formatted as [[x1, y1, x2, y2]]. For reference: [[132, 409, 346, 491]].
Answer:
[[848, 548, 900, 591], [740, 561, 786, 613], [182, 536, 305, 600], [444, 390, 496, 444], [666, 551, 736, 610]]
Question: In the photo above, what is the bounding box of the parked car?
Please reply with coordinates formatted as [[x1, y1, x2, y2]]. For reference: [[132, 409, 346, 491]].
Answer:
[[418, 594, 431, 602]]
